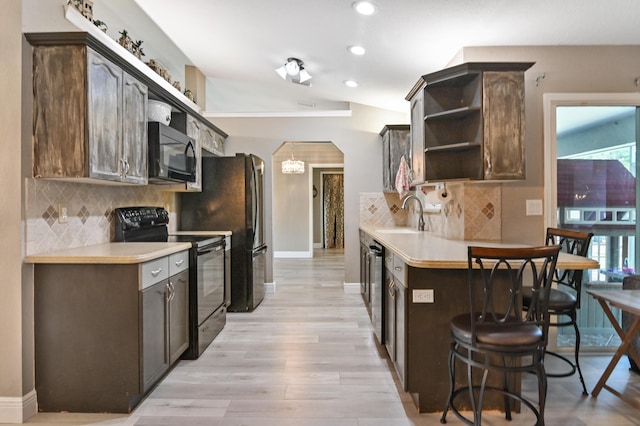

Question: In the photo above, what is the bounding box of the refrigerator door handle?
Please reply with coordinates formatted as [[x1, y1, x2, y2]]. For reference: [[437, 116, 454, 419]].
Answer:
[[251, 159, 259, 246], [252, 245, 268, 256]]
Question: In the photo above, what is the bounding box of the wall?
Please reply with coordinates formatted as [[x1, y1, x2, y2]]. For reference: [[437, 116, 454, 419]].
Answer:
[[211, 103, 408, 284], [1, 0, 27, 421], [453, 46, 640, 246]]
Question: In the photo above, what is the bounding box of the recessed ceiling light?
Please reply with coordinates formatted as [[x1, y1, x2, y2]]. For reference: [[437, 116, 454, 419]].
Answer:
[[348, 45, 366, 56], [352, 1, 377, 15], [344, 80, 358, 88]]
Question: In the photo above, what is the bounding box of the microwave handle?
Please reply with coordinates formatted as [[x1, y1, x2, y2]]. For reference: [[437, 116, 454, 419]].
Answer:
[[185, 140, 197, 174]]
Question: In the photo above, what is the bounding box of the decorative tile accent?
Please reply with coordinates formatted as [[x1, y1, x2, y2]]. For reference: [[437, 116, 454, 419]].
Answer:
[[78, 205, 90, 224], [360, 183, 501, 241], [25, 178, 177, 255]]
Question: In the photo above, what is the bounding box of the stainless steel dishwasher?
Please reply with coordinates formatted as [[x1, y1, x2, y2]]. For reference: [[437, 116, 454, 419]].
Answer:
[[369, 242, 384, 343]]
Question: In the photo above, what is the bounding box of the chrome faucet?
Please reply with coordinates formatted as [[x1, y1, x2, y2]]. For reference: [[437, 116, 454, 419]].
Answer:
[[401, 195, 425, 231]]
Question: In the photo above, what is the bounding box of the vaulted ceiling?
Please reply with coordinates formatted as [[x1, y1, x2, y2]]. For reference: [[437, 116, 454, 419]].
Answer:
[[96, 0, 640, 116]]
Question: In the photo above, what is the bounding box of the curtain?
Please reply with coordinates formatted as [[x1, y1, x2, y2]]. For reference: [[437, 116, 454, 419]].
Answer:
[[323, 174, 344, 248]]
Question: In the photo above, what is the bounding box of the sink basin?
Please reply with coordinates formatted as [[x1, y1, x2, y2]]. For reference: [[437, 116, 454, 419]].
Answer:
[[375, 228, 420, 234]]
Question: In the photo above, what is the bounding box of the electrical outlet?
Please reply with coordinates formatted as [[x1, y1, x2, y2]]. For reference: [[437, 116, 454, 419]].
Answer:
[[58, 204, 68, 223], [413, 289, 434, 303]]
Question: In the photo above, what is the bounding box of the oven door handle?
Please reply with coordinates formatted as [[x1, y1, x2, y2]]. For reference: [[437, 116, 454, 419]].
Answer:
[[198, 244, 224, 255]]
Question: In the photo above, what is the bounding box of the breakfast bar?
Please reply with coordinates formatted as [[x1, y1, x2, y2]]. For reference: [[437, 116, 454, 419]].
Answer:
[[359, 224, 600, 413]]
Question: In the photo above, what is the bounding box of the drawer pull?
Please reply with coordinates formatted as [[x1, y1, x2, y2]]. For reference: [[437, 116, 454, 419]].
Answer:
[[395, 266, 402, 271], [175, 259, 185, 267], [150, 267, 162, 277]]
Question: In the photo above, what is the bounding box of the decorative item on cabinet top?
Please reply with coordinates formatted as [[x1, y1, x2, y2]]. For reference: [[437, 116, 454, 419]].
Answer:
[[406, 62, 534, 183]]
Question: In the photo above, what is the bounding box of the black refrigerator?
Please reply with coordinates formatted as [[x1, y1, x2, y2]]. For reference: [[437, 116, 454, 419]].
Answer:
[[179, 153, 267, 312]]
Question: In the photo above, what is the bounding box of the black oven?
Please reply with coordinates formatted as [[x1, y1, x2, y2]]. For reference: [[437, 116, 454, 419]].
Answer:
[[114, 207, 228, 360], [170, 234, 227, 359]]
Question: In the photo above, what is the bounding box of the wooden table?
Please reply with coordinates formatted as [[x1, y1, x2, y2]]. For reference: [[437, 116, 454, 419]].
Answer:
[[587, 289, 640, 408]]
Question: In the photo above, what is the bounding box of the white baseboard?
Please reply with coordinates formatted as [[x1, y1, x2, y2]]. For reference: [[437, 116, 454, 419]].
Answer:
[[343, 282, 361, 293], [265, 281, 276, 294], [0, 389, 37, 423], [313, 243, 323, 249], [274, 251, 312, 258]]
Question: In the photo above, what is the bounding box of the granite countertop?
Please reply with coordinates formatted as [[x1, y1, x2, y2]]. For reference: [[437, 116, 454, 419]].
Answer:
[[360, 223, 600, 270], [24, 242, 193, 264]]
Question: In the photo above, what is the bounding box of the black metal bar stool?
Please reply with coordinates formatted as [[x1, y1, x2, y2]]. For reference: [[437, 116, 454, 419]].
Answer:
[[523, 227, 593, 396], [440, 245, 561, 426]]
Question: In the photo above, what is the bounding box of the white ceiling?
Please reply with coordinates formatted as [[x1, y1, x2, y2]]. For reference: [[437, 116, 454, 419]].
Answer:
[[100, 0, 640, 116]]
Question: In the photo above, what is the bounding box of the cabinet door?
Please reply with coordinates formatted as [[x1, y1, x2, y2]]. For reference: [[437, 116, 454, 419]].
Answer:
[[169, 270, 189, 364], [389, 129, 411, 191], [87, 49, 123, 182], [186, 116, 202, 191], [121, 72, 148, 184], [395, 281, 407, 390], [141, 281, 169, 392], [382, 131, 392, 191], [384, 268, 396, 359], [482, 71, 526, 180], [409, 91, 425, 186]]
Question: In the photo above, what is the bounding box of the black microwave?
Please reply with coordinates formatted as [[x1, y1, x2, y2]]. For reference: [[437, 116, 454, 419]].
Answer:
[[148, 122, 197, 183]]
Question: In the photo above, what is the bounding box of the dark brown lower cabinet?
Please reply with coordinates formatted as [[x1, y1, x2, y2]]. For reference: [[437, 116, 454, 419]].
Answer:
[[34, 258, 188, 413]]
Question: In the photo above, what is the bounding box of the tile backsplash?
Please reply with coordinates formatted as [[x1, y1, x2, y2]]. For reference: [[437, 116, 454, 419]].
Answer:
[[360, 183, 502, 241], [25, 178, 176, 255]]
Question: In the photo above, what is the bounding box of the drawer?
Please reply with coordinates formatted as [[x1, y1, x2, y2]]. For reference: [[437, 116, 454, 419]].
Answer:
[[392, 254, 406, 285], [141, 256, 169, 289], [169, 250, 189, 275]]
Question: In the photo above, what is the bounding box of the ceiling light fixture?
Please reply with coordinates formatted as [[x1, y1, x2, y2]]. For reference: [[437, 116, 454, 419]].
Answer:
[[282, 142, 305, 174], [345, 80, 358, 88], [352, 1, 378, 15], [275, 57, 312, 85], [348, 45, 366, 56]]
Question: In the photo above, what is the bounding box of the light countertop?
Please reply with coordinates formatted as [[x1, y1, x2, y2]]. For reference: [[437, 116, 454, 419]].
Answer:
[[360, 223, 600, 270], [170, 231, 232, 237], [24, 242, 193, 264]]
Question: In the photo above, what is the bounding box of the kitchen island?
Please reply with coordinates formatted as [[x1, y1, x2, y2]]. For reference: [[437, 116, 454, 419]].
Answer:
[[25, 242, 192, 413], [359, 224, 599, 413]]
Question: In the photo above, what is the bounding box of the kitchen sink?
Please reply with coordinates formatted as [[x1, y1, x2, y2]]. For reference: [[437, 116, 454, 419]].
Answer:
[[375, 228, 421, 234]]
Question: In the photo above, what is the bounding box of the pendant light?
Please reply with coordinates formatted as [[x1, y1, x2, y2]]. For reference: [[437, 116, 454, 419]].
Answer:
[[281, 142, 305, 174]]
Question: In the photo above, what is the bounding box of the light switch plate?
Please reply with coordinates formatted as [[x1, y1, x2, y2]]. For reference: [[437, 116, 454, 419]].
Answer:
[[526, 199, 543, 216], [413, 289, 434, 303]]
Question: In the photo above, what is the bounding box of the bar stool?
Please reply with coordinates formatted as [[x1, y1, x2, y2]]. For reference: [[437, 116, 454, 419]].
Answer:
[[440, 245, 561, 426], [523, 227, 593, 395]]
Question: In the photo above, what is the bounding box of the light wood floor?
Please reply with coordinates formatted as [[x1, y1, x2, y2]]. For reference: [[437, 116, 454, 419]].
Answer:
[[21, 249, 640, 425]]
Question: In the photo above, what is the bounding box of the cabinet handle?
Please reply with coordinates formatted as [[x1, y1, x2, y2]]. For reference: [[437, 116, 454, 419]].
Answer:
[[394, 266, 402, 272], [388, 279, 396, 298], [151, 267, 162, 277], [167, 281, 175, 302], [175, 259, 185, 267]]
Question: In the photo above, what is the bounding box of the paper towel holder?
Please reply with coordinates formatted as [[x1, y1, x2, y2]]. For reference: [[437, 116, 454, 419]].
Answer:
[[425, 183, 451, 205]]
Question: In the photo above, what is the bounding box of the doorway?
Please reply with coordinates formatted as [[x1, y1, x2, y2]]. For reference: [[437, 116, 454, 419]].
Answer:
[[321, 172, 344, 249], [272, 142, 344, 258], [544, 93, 640, 350]]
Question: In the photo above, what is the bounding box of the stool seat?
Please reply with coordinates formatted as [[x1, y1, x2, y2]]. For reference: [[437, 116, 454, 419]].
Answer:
[[523, 287, 577, 313], [451, 313, 543, 350]]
